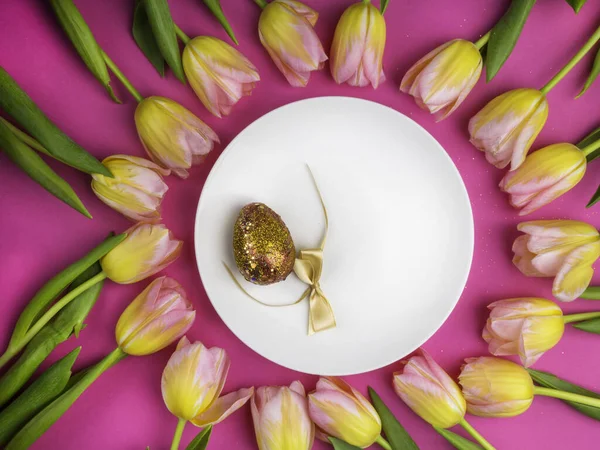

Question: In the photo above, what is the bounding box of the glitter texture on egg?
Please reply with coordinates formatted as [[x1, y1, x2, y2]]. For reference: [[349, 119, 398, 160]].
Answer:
[[233, 203, 296, 285]]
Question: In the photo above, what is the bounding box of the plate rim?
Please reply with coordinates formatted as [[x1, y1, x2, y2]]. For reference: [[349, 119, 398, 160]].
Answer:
[[194, 96, 474, 375]]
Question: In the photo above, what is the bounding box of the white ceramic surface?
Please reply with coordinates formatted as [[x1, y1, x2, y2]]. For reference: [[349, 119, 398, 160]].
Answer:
[[194, 97, 474, 375]]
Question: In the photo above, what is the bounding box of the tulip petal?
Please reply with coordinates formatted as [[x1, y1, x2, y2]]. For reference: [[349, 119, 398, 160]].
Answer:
[[401, 42, 451, 92], [553, 241, 600, 301], [512, 235, 545, 277], [278, 0, 319, 26], [518, 316, 564, 367], [192, 387, 254, 427]]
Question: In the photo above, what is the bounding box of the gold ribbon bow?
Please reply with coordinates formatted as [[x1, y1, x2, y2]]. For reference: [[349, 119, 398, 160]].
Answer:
[[224, 165, 336, 335]]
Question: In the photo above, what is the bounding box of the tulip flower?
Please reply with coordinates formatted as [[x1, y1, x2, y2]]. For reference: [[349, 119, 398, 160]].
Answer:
[[252, 381, 314, 450], [115, 277, 195, 356], [499, 143, 586, 215], [330, 0, 386, 88], [308, 377, 387, 448], [401, 39, 483, 120], [135, 96, 219, 178], [91, 155, 170, 221], [100, 222, 183, 284], [512, 220, 600, 301], [255, 0, 327, 87], [181, 36, 260, 118], [162, 337, 253, 450]]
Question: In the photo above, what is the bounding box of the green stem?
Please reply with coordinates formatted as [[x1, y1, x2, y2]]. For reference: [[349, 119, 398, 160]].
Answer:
[[534, 386, 600, 408], [540, 25, 600, 94], [564, 311, 600, 323], [0, 117, 50, 156], [375, 435, 392, 450], [253, 0, 268, 8], [581, 139, 600, 157], [174, 25, 190, 45], [0, 272, 107, 370], [101, 51, 143, 103], [580, 286, 600, 300], [474, 31, 491, 50], [171, 418, 187, 450], [459, 418, 496, 450]]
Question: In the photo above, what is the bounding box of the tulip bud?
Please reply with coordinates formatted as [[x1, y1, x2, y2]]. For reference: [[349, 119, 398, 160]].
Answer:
[[182, 36, 260, 118], [91, 155, 170, 222], [513, 220, 600, 301], [459, 357, 534, 417], [483, 298, 564, 367], [252, 381, 314, 450], [500, 143, 586, 215], [116, 277, 195, 355], [134, 96, 220, 178], [469, 88, 548, 170], [258, 0, 327, 87], [161, 337, 253, 425], [100, 222, 182, 284], [393, 349, 466, 428], [330, 1, 386, 88], [308, 377, 381, 448], [400, 39, 482, 120]]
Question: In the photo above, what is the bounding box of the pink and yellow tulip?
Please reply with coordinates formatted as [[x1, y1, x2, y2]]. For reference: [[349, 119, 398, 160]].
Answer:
[[459, 357, 534, 418], [258, 0, 327, 87], [393, 349, 466, 428], [483, 298, 564, 367], [308, 377, 382, 448], [134, 96, 219, 178], [513, 220, 600, 301], [100, 222, 182, 284], [252, 381, 314, 450], [182, 36, 260, 118], [91, 155, 170, 222], [400, 39, 482, 120], [499, 143, 586, 215], [469, 88, 548, 170], [330, 0, 386, 88], [115, 277, 195, 356]]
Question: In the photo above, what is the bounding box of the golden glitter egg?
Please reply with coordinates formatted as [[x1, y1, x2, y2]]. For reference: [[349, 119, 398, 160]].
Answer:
[[233, 203, 296, 285]]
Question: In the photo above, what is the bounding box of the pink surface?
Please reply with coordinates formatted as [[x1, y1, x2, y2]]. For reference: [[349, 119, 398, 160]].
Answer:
[[1, 0, 600, 448]]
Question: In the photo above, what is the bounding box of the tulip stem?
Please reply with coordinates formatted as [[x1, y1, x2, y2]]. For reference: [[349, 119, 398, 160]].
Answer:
[[101, 51, 144, 103], [174, 25, 190, 45], [540, 25, 600, 95], [581, 138, 600, 157], [253, 0, 268, 8], [474, 31, 491, 51], [459, 418, 496, 450], [375, 435, 392, 450], [170, 418, 187, 450], [534, 386, 600, 409], [0, 272, 107, 370], [564, 311, 600, 323], [580, 286, 600, 299]]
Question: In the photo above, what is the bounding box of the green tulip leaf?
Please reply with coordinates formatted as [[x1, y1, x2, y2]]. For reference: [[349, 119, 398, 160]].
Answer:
[[576, 125, 600, 163], [369, 387, 419, 450], [0, 118, 90, 218], [485, 0, 536, 82], [528, 368, 600, 421], [380, 0, 390, 14], [329, 437, 362, 450], [434, 428, 483, 450], [0, 348, 80, 446], [0, 117, 50, 156], [577, 47, 600, 98], [586, 185, 600, 208], [0, 67, 110, 176], [133, 0, 165, 76], [49, 0, 120, 103], [185, 425, 213, 450], [572, 317, 600, 334], [143, 0, 185, 83], [203, 0, 238, 45], [566, 0, 588, 13]]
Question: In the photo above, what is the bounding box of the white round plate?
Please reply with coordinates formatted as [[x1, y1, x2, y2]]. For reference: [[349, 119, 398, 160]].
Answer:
[[194, 97, 473, 375]]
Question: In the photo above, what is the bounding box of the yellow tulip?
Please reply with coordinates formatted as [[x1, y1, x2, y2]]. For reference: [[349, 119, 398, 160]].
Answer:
[[469, 88, 548, 170], [100, 222, 182, 284], [459, 357, 534, 417], [115, 277, 195, 355], [330, 0, 386, 88], [91, 155, 170, 221], [135, 96, 219, 178]]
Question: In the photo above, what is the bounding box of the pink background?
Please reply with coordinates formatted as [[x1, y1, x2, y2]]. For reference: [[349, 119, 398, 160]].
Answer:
[[1, 0, 600, 448]]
